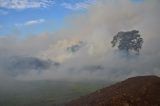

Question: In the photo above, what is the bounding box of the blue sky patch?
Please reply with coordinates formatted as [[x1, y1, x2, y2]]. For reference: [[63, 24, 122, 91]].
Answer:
[[0, 0, 144, 37]]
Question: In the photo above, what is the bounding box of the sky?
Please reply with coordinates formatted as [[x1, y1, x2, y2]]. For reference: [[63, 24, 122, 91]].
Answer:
[[0, 0, 97, 36], [0, 0, 160, 81], [0, 0, 142, 37]]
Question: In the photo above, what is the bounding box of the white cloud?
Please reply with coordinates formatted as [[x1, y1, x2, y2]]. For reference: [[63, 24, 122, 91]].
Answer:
[[24, 19, 45, 26], [61, 0, 97, 10], [15, 19, 45, 27], [0, 0, 55, 9]]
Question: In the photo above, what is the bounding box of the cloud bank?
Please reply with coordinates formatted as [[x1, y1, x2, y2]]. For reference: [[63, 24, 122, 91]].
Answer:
[[0, 0, 160, 81], [61, 0, 97, 10], [0, 0, 55, 9]]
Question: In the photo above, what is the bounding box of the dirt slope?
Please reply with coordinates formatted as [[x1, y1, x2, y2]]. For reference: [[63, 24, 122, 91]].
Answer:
[[65, 76, 160, 106]]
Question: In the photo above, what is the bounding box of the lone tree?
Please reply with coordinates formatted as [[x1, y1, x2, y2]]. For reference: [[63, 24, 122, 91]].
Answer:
[[111, 30, 143, 55]]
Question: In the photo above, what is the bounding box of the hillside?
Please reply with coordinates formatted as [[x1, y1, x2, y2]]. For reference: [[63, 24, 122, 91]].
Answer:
[[65, 76, 160, 106]]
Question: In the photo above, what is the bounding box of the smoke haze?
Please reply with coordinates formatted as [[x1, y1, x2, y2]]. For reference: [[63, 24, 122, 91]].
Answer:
[[0, 0, 160, 82]]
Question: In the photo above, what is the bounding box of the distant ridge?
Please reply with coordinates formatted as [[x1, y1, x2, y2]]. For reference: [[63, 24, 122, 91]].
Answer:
[[65, 75, 160, 106]]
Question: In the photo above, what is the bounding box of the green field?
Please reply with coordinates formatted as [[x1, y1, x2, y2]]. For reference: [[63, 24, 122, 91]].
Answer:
[[0, 80, 114, 106]]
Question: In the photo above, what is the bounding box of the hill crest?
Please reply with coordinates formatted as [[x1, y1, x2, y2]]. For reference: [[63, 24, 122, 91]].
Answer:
[[65, 75, 160, 106]]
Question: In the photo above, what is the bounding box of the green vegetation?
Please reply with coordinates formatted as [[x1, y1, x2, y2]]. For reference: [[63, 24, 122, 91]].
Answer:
[[0, 80, 113, 106], [111, 30, 143, 55]]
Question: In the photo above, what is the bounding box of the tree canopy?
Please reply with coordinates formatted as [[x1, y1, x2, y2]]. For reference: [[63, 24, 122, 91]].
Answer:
[[111, 30, 143, 55]]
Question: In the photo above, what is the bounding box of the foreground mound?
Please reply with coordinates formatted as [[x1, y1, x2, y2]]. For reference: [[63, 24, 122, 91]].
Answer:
[[65, 76, 160, 106]]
